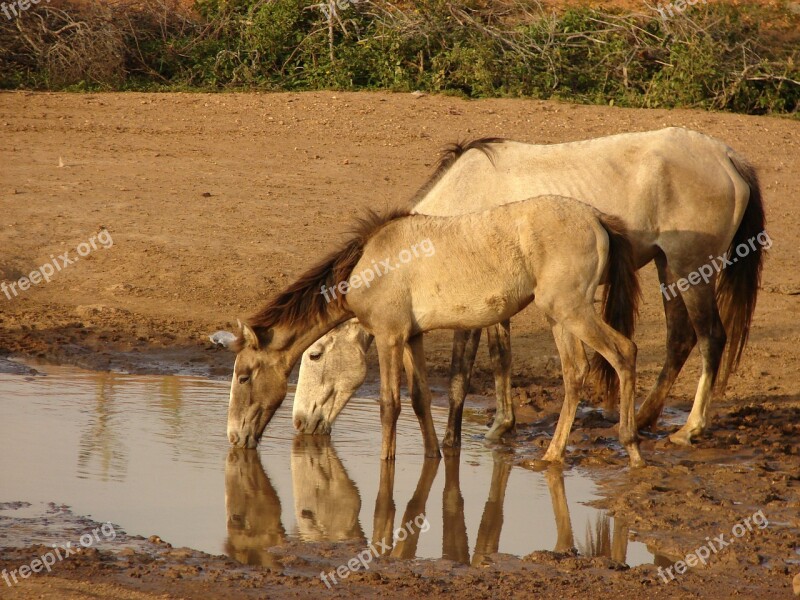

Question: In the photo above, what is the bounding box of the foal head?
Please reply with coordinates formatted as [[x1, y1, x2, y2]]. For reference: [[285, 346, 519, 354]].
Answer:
[[227, 321, 296, 448], [225, 209, 409, 448]]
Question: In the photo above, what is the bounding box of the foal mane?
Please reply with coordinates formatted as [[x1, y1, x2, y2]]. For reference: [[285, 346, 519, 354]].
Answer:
[[409, 137, 505, 205], [243, 208, 409, 344]]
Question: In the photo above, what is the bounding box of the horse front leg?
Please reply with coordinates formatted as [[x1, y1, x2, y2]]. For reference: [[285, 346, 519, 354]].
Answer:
[[443, 329, 481, 451], [442, 455, 469, 564], [391, 457, 439, 559], [486, 320, 515, 441], [376, 336, 404, 460], [403, 334, 441, 458], [372, 460, 396, 556]]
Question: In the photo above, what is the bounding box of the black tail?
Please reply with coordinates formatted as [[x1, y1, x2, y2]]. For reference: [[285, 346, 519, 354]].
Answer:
[[588, 215, 642, 409], [716, 153, 766, 392]]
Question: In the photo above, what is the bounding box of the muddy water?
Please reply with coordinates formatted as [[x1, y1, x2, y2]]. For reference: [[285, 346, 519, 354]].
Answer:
[[0, 362, 653, 567]]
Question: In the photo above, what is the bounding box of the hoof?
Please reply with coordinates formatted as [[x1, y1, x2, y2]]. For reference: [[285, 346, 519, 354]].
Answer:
[[602, 409, 619, 423], [635, 411, 660, 432], [628, 454, 646, 468], [442, 435, 461, 449], [485, 422, 514, 442], [442, 445, 461, 458], [668, 429, 694, 446], [539, 451, 565, 466], [527, 458, 558, 472], [425, 447, 442, 459]]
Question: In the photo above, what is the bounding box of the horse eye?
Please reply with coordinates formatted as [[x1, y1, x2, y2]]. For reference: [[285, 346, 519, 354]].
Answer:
[[238, 374, 250, 385], [309, 351, 323, 361]]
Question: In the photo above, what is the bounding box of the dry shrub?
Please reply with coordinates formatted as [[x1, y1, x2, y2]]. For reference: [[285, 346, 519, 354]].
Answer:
[[0, 0, 197, 87], [3, 0, 124, 86]]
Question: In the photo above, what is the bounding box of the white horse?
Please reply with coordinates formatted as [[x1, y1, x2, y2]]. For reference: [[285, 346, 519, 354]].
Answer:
[[291, 436, 364, 543], [292, 127, 765, 447], [224, 195, 644, 466]]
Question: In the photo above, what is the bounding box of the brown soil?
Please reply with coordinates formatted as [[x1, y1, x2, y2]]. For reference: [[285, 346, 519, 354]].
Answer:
[[0, 90, 799, 598]]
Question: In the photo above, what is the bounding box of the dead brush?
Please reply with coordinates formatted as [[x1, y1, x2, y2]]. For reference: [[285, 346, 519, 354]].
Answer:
[[4, 0, 125, 86], [0, 0, 198, 87]]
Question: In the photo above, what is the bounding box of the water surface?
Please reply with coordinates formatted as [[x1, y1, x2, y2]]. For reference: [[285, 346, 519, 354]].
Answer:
[[0, 362, 653, 567]]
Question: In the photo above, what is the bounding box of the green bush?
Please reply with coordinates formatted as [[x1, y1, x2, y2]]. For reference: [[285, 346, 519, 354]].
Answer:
[[0, 0, 796, 116]]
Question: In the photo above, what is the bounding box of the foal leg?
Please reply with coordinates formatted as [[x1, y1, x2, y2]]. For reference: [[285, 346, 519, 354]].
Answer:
[[669, 282, 726, 446], [376, 336, 404, 460], [544, 467, 575, 553], [442, 455, 469, 564], [392, 457, 439, 559], [486, 320, 515, 441], [372, 460, 396, 555], [550, 306, 644, 468], [611, 517, 629, 563], [472, 451, 512, 565], [636, 251, 697, 431], [443, 329, 482, 450], [403, 334, 441, 458], [541, 320, 588, 463]]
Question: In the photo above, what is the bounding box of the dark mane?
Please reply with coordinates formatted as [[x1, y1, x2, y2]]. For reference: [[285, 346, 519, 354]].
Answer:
[[241, 208, 409, 345], [409, 137, 505, 205]]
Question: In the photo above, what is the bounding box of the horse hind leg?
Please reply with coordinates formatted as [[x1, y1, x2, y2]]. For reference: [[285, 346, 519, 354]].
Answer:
[[486, 320, 515, 441], [541, 320, 589, 463], [443, 328, 481, 450], [550, 306, 644, 468], [668, 282, 726, 446], [636, 251, 697, 431], [403, 334, 441, 458]]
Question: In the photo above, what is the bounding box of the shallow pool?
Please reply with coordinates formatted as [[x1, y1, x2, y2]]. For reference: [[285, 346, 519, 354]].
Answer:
[[0, 362, 653, 567]]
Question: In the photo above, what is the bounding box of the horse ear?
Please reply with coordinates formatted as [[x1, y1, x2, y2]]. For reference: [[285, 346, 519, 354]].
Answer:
[[209, 330, 237, 349], [238, 319, 260, 350]]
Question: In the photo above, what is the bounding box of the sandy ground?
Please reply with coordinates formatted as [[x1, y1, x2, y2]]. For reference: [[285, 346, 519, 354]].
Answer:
[[1, 90, 799, 598]]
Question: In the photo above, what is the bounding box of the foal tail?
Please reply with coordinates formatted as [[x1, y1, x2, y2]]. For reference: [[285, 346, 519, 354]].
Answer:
[[589, 215, 642, 409], [716, 153, 766, 393]]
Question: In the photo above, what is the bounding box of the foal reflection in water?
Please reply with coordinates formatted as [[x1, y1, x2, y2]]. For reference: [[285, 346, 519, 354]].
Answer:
[[225, 442, 631, 567], [224, 449, 286, 569]]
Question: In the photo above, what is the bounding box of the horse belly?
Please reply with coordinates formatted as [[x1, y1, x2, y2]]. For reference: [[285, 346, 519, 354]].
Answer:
[[412, 278, 533, 332]]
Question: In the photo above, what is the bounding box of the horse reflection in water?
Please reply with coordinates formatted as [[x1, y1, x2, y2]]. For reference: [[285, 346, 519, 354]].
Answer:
[[224, 449, 286, 569], [225, 439, 365, 568], [370, 452, 631, 565], [291, 436, 364, 543], [226, 442, 631, 567]]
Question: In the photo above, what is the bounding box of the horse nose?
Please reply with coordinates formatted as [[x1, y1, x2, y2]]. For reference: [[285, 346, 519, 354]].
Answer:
[[293, 417, 304, 431], [229, 431, 240, 445]]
